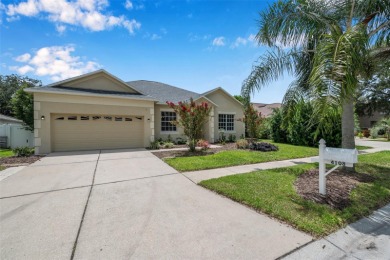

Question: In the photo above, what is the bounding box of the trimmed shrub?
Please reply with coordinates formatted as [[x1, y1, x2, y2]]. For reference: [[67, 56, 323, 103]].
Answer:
[[175, 137, 187, 145], [228, 134, 236, 143], [12, 147, 34, 157], [249, 142, 278, 152], [236, 139, 249, 149], [149, 141, 160, 150], [162, 142, 174, 149]]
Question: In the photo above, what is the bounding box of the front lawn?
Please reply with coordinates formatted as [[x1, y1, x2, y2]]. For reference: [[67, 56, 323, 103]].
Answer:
[[165, 142, 318, 172], [200, 151, 390, 237], [356, 145, 373, 150], [0, 149, 14, 158], [366, 138, 390, 142]]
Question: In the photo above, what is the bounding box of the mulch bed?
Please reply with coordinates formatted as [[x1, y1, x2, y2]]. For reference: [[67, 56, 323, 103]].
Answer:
[[0, 156, 43, 168], [152, 143, 237, 159], [295, 169, 375, 210]]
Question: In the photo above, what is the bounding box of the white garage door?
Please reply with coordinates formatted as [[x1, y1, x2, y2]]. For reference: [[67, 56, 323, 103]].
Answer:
[[51, 114, 144, 152]]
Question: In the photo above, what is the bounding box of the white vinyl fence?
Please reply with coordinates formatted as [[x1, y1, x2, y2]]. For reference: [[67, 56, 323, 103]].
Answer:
[[0, 124, 34, 149]]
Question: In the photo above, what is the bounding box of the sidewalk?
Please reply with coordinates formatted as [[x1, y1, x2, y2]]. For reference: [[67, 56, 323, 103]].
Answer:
[[183, 157, 315, 183], [282, 203, 390, 260], [184, 140, 389, 183]]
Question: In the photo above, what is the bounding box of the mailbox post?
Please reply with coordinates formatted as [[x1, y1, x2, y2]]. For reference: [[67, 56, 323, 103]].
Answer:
[[312, 139, 358, 195], [319, 139, 326, 195]]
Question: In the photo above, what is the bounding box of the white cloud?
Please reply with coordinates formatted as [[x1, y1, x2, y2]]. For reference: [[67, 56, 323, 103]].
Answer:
[[11, 45, 101, 81], [135, 3, 144, 10], [248, 34, 256, 42], [212, 37, 225, 47], [14, 53, 31, 62], [6, 0, 141, 34], [188, 33, 210, 42], [124, 0, 133, 10], [150, 34, 161, 40], [231, 37, 247, 48], [56, 24, 67, 33], [7, 0, 39, 16]]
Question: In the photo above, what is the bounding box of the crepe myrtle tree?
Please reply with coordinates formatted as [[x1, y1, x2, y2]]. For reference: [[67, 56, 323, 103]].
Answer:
[[241, 104, 265, 142], [166, 98, 211, 152]]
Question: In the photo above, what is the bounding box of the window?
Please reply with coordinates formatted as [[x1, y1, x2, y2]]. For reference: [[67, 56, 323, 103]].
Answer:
[[115, 117, 122, 121], [125, 117, 133, 122], [68, 116, 77, 120], [218, 114, 234, 131], [80, 116, 89, 120], [104, 116, 112, 121], [92, 116, 101, 120], [161, 111, 177, 132], [55, 116, 64, 120]]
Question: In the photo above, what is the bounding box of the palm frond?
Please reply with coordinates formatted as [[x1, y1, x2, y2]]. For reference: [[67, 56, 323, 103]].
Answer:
[[241, 49, 295, 99]]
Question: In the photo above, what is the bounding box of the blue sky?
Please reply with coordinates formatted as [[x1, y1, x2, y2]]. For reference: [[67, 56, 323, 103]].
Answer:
[[0, 0, 292, 103]]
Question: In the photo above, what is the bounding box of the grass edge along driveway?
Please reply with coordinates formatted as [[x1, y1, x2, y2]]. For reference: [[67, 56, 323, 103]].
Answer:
[[199, 151, 390, 237], [165, 142, 318, 172]]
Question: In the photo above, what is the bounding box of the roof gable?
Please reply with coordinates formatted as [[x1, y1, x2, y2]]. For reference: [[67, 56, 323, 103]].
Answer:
[[46, 70, 141, 94], [202, 87, 244, 107]]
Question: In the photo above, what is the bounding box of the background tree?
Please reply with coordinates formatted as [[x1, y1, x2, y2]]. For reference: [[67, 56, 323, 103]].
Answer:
[[356, 60, 390, 117], [0, 75, 41, 116], [167, 99, 211, 152], [241, 0, 390, 153], [11, 85, 34, 131]]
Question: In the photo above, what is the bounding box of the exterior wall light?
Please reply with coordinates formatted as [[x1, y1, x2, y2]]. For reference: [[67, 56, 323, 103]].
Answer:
[[41, 115, 45, 120]]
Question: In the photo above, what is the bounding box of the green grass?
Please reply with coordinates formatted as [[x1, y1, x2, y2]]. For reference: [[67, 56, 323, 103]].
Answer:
[[0, 149, 14, 158], [200, 151, 390, 237], [165, 142, 318, 172], [366, 138, 390, 142], [0, 165, 5, 171], [356, 145, 373, 150]]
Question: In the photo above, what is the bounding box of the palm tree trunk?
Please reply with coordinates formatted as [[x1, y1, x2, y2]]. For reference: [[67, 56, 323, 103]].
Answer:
[[341, 98, 356, 171], [341, 99, 355, 149]]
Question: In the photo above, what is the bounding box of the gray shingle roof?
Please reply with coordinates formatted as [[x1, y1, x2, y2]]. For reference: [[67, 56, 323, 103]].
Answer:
[[128, 80, 201, 104]]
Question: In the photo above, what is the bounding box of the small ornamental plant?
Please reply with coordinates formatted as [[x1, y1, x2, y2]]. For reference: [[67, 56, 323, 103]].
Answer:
[[167, 98, 211, 152], [197, 139, 210, 150]]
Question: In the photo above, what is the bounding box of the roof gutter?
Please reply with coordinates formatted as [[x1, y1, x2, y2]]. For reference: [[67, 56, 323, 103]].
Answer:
[[24, 88, 158, 102]]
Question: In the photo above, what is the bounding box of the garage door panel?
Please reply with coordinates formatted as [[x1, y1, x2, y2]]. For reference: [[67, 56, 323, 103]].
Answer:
[[52, 114, 144, 152]]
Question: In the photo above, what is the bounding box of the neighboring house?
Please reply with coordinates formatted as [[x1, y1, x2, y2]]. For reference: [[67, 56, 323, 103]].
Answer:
[[252, 103, 282, 117], [25, 70, 244, 154], [0, 114, 34, 149], [0, 114, 23, 125], [358, 111, 387, 129]]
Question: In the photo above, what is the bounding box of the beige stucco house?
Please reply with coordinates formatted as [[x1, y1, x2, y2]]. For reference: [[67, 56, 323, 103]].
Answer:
[[25, 70, 244, 154]]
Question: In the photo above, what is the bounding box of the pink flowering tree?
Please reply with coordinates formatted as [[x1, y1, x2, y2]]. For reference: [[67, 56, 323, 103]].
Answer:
[[167, 98, 211, 152]]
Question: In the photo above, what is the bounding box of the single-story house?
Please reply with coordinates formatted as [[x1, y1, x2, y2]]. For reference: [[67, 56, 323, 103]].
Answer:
[[25, 70, 244, 154], [358, 111, 387, 129]]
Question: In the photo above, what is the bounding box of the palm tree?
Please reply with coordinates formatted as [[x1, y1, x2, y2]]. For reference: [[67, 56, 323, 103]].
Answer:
[[242, 0, 389, 150]]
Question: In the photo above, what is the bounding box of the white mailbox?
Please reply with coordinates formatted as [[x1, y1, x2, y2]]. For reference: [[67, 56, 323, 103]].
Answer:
[[323, 147, 358, 167], [311, 139, 358, 195]]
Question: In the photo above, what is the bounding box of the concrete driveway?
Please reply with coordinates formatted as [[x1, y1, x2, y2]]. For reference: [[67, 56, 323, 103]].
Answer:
[[0, 149, 311, 259]]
